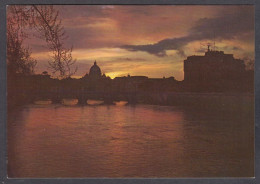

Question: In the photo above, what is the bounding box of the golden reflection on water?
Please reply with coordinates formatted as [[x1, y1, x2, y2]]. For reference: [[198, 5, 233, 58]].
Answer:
[[8, 98, 254, 178], [87, 99, 104, 105], [62, 98, 78, 105], [114, 101, 128, 106]]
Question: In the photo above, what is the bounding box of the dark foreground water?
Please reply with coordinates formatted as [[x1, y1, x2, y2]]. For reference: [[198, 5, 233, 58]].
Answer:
[[8, 96, 254, 178]]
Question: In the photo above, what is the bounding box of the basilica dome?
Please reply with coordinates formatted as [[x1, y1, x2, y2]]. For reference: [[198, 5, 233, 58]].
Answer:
[[89, 61, 101, 78]]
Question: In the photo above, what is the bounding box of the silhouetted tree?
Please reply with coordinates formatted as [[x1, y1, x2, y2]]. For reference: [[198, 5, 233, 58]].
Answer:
[[7, 6, 36, 76], [32, 5, 77, 78], [7, 5, 77, 78]]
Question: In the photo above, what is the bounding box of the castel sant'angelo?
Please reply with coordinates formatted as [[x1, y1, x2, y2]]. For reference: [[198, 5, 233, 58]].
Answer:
[[184, 45, 247, 83]]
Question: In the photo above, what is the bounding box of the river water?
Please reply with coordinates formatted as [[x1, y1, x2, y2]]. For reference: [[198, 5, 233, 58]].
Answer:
[[8, 96, 254, 178]]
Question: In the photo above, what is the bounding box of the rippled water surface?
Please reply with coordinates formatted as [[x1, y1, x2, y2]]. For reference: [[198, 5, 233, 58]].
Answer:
[[8, 98, 254, 178]]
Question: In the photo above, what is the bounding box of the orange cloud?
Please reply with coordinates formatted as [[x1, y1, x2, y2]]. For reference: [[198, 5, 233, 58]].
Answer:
[[12, 5, 254, 81]]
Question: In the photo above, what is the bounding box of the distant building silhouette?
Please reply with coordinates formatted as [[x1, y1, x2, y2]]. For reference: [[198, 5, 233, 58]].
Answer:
[[184, 47, 246, 83], [89, 61, 102, 79]]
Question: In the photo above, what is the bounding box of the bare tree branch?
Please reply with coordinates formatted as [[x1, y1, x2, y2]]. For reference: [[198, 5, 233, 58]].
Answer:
[[7, 5, 77, 79], [32, 5, 77, 78]]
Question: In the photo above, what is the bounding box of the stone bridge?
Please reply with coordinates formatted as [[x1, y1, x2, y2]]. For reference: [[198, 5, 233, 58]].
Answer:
[[30, 86, 173, 105]]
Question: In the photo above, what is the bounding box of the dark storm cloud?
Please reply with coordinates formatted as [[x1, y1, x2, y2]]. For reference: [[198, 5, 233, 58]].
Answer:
[[121, 6, 254, 57], [189, 6, 254, 39], [122, 36, 192, 57]]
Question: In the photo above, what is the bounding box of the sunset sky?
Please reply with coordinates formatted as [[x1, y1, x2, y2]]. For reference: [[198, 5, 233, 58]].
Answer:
[[24, 5, 254, 80]]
